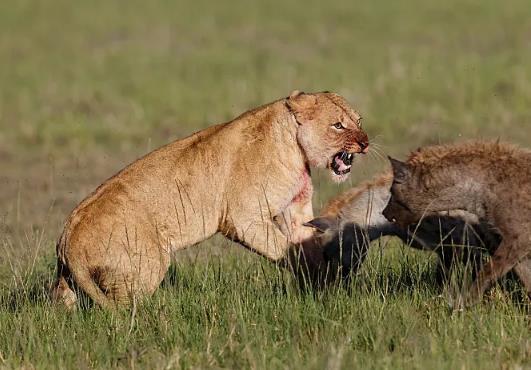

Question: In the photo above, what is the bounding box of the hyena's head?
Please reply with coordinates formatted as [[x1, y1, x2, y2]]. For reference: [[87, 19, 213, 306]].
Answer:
[[383, 156, 463, 228], [286, 90, 369, 183]]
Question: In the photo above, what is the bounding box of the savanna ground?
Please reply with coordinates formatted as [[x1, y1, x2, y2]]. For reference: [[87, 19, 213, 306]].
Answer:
[[1, 0, 530, 368]]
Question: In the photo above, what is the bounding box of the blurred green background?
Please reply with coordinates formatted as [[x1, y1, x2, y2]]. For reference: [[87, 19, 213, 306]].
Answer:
[[0, 1, 530, 368], [2, 0, 531, 238]]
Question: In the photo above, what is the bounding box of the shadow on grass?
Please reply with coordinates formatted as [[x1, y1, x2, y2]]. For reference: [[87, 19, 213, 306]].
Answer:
[[161, 257, 295, 298], [2, 256, 527, 312]]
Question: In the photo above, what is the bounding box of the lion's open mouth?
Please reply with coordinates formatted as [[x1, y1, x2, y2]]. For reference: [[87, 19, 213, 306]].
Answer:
[[330, 151, 354, 176]]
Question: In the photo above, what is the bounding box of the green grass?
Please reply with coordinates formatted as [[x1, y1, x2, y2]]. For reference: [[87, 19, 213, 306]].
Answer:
[[2, 244, 529, 369], [1, 0, 530, 368]]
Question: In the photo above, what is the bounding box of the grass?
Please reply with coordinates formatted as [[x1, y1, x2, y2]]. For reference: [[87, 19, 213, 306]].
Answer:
[[2, 244, 529, 369], [0, 0, 530, 368]]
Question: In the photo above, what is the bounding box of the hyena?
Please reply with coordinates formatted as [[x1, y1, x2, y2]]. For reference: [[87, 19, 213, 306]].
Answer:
[[305, 172, 501, 284], [383, 140, 531, 306]]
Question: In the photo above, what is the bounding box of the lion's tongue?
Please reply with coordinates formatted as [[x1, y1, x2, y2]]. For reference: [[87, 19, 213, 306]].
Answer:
[[334, 156, 350, 171]]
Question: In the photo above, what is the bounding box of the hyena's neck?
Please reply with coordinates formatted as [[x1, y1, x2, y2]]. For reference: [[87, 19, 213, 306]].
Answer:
[[417, 164, 489, 219], [422, 159, 525, 222], [410, 142, 531, 224]]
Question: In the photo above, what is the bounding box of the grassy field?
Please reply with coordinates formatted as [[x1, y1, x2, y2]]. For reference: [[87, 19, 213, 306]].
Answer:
[[1, 0, 530, 368]]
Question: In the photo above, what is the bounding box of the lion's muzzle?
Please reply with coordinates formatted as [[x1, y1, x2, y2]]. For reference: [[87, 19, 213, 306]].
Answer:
[[353, 132, 369, 154], [331, 151, 354, 175]]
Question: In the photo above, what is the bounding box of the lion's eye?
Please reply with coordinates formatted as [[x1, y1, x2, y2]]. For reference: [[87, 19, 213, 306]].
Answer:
[[333, 122, 345, 130]]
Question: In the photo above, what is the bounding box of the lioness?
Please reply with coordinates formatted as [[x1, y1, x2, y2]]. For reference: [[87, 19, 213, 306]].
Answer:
[[305, 172, 501, 284], [52, 90, 369, 308], [383, 141, 531, 307]]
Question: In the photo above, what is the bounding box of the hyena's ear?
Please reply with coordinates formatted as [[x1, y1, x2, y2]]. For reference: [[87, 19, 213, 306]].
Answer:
[[388, 156, 410, 184], [303, 217, 337, 233], [286, 90, 317, 122]]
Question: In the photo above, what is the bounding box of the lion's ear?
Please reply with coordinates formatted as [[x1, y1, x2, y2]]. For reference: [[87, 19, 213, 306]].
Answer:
[[289, 90, 303, 99], [286, 90, 317, 113]]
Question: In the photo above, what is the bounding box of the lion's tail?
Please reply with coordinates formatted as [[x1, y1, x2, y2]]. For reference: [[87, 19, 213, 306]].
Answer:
[[68, 258, 113, 309], [54, 222, 114, 309], [51, 260, 78, 310]]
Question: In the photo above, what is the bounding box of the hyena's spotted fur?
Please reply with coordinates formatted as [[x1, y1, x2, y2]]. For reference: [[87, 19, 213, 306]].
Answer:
[[306, 173, 502, 285], [384, 141, 531, 307]]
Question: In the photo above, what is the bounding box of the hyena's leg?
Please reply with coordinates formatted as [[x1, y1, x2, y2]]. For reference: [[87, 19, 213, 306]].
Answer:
[[464, 248, 485, 281], [466, 238, 529, 306], [513, 257, 531, 298], [435, 247, 459, 285], [436, 245, 483, 285]]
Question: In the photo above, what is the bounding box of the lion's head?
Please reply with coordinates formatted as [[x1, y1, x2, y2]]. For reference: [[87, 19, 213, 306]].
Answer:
[[286, 90, 369, 182]]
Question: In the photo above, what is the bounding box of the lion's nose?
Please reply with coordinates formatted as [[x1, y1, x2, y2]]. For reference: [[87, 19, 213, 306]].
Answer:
[[359, 140, 369, 153], [356, 132, 369, 153]]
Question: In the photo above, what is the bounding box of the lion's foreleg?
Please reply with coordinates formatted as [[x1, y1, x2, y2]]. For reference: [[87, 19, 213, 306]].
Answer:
[[275, 199, 314, 244], [235, 219, 292, 261]]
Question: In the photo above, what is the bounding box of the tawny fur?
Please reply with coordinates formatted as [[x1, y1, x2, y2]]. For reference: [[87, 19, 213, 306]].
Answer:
[[51, 91, 369, 308], [383, 140, 531, 307], [306, 172, 500, 284]]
